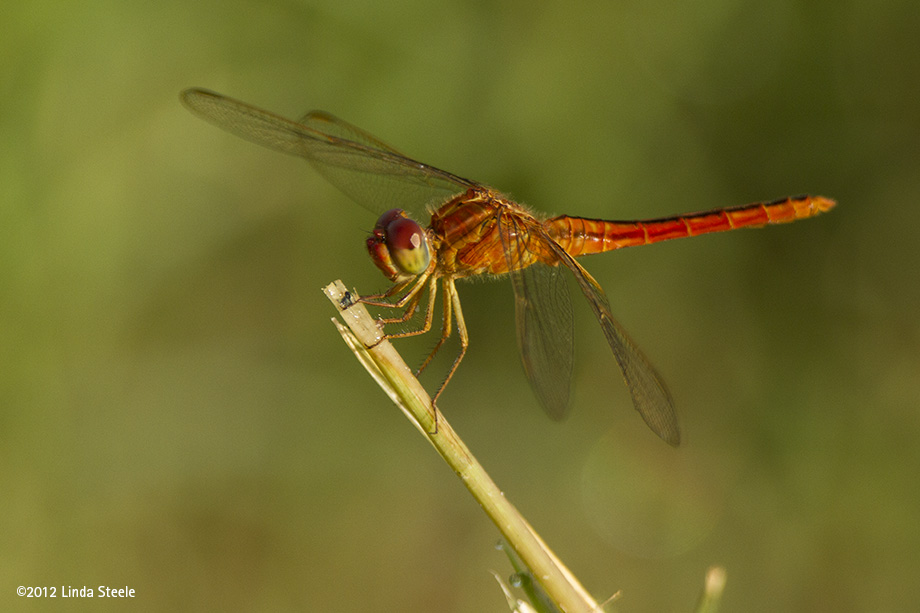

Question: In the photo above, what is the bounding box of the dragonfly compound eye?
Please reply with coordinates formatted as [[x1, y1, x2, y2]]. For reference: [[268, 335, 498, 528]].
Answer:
[[384, 214, 430, 275]]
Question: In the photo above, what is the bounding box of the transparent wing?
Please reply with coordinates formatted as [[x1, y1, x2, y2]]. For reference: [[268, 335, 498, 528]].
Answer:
[[544, 239, 681, 446], [299, 110, 408, 155], [500, 212, 575, 420], [181, 88, 475, 217]]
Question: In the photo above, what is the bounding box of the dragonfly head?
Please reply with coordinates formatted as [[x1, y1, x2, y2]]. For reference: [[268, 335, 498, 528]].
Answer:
[[366, 209, 431, 281]]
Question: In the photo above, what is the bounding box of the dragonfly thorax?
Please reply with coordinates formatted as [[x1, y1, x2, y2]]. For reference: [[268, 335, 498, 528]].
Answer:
[[367, 209, 431, 281]]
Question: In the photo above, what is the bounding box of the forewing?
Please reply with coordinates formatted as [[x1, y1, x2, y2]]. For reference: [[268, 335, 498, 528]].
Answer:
[[545, 241, 681, 446], [500, 213, 575, 420], [181, 89, 474, 217], [300, 110, 408, 155]]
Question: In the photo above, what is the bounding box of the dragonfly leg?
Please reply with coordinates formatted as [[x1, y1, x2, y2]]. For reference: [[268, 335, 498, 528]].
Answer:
[[416, 278, 455, 377], [359, 269, 436, 327], [429, 279, 468, 408], [379, 274, 439, 341], [359, 273, 424, 309], [373, 287, 424, 325]]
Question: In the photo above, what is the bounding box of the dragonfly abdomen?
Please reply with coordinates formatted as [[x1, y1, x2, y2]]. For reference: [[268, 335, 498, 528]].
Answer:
[[546, 195, 836, 256]]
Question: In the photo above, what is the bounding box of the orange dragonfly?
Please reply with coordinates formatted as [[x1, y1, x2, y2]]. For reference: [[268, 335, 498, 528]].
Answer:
[[182, 88, 835, 446]]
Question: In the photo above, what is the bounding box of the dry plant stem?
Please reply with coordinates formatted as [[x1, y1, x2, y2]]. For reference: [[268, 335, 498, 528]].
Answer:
[[323, 280, 599, 613], [694, 566, 727, 613]]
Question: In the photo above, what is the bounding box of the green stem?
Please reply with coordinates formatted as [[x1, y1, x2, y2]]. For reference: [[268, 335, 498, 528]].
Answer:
[[323, 280, 599, 613]]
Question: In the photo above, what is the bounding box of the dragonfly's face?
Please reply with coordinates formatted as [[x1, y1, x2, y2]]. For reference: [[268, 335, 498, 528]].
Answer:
[[366, 209, 431, 282]]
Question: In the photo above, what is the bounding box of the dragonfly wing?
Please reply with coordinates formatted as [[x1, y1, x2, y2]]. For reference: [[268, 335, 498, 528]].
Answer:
[[545, 240, 681, 446], [181, 89, 473, 217], [300, 110, 409, 155], [501, 213, 575, 420]]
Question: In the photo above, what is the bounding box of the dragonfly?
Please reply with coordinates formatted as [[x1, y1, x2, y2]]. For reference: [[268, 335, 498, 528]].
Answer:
[[181, 88, 835, 446]]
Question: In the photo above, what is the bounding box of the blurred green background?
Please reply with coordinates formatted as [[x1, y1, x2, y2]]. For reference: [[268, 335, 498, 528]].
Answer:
[[2, 0, 917, 611]]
